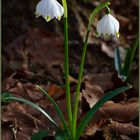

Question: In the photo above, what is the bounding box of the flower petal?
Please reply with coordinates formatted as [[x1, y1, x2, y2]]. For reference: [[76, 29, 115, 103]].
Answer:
[[96, 14, 120, 37], [35, 0, 64, 22]]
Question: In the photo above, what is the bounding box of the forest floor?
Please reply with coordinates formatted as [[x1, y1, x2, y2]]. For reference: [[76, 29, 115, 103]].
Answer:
[[2, 0, 139, 139]]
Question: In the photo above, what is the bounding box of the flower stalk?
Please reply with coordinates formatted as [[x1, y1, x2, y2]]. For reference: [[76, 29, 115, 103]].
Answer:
[[62, 0, 73, 133], [72, 2, 110, 139]]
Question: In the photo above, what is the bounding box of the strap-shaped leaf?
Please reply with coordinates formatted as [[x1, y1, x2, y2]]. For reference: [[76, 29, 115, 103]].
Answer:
[[31, 130, 48, 140], [121, 36, 138, 81], [114, 47, 122, 74], [4, 96, 58, 127], [36, 85, 68, 131], [55, 129, 70, 140], [76, 85, 132, 140], [1, 92, 12, 102]]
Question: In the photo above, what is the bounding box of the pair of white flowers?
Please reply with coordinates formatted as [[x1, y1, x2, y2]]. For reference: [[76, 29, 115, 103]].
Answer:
[[35, 0, 120, 37]]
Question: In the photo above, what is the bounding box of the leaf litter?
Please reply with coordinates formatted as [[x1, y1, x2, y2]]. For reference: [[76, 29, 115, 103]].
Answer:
[[2, 0, 138, 139]]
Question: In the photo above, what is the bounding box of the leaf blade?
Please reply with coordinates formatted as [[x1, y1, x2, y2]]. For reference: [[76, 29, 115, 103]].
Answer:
[[4, 96, 58, 127], [114, 47, 122, 74], [31, 130, 48, 140], [36, 85, 68, 131], [121, 36, 139, 81], [76, 85, 132, 140]]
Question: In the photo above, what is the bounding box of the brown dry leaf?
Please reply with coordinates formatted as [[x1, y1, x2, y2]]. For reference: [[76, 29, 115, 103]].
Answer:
[[108, 120, 138, 135], [82, 81, 104, 108], [101, 42, 127, 62], [2, 115, 41, 140], [84, 123, 100, 136], [2, 103, 23, 123], [44, 65, 64, 84], [2, 73, 18, 91], [83, 72, 114, 92], [25, 84, 43, 101], [69, 75, 78, 84], [2, 104, 35, 139], [57, 92, 82, 123], [3, 35, 27, 75], [119, 135, 136, 140], [4, 28, 64, 68], [111, 72, 138, 101], [100, 100, 138, 122], [2, 101, 56, 139], [7, 82, 44, 102], [116, 14, 130, 27], [101, 42, 114, 58], [47, 84, 65, 101], [3, 28, 65, 84], [25, 28, 64, 67], [2, 122, 14, 140]]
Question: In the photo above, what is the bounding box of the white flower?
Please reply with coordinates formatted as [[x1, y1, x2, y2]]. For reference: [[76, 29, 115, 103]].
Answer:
[[35, 0, 64, 22], [96, 14, 120, 37]]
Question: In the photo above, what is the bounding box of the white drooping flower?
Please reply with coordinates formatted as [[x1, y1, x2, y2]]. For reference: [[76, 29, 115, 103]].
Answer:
[[96, 14, 120, 37], [35, 0, 64, 22]]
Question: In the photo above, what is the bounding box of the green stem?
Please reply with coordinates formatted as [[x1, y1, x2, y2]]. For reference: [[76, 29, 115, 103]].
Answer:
[[64, 18, 72, 129], [72, 2, 110, 139], [62, 0, 73, 132], [64, 17, 73, 129], [62, 0, 67, 18]]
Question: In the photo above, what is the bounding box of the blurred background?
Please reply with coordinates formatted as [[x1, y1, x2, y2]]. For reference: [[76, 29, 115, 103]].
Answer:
[[2, 0, 138, 76]]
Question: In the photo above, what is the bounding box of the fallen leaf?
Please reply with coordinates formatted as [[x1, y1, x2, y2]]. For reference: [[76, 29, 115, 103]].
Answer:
[[83, 72, 114, 92], [2, 73, 18, 91], [82, 81, 104, 108], [100, 100, 138, 122], [69, 75, 78, 84], [84, 123, 100, 136], [25, 28, 64, 66], [101, 42, 114, 58], [119, 135, 136, 140], [116, 14, 130, 27], [47, 84, 65, 101], [108, 120, 139, 135], [7, 82, 43, 102], [3, 28, 65, 84], [2, 122, 14, 140]]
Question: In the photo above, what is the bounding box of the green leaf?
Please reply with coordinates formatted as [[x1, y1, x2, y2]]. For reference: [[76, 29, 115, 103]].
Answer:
[[76, 85, 132, 140], [1, 92, 12, 102], [114, 47, 122, 74], [121, 36, 139, 81], [36, 85, 68, 131], [55, 129, 70, 140], [4, 96, 58, 127], [31, 130, 48, 140]]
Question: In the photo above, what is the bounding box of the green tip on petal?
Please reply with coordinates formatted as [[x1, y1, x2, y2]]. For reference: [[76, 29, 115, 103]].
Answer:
[[45, 16, 51, 22], [96, 32, 99, 37], [35, 12, 40, 18], [104, 33, 110, 39], [105, 33, 110, 37], [116, 32, 119, 37], [57, 16, 61, 20]]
